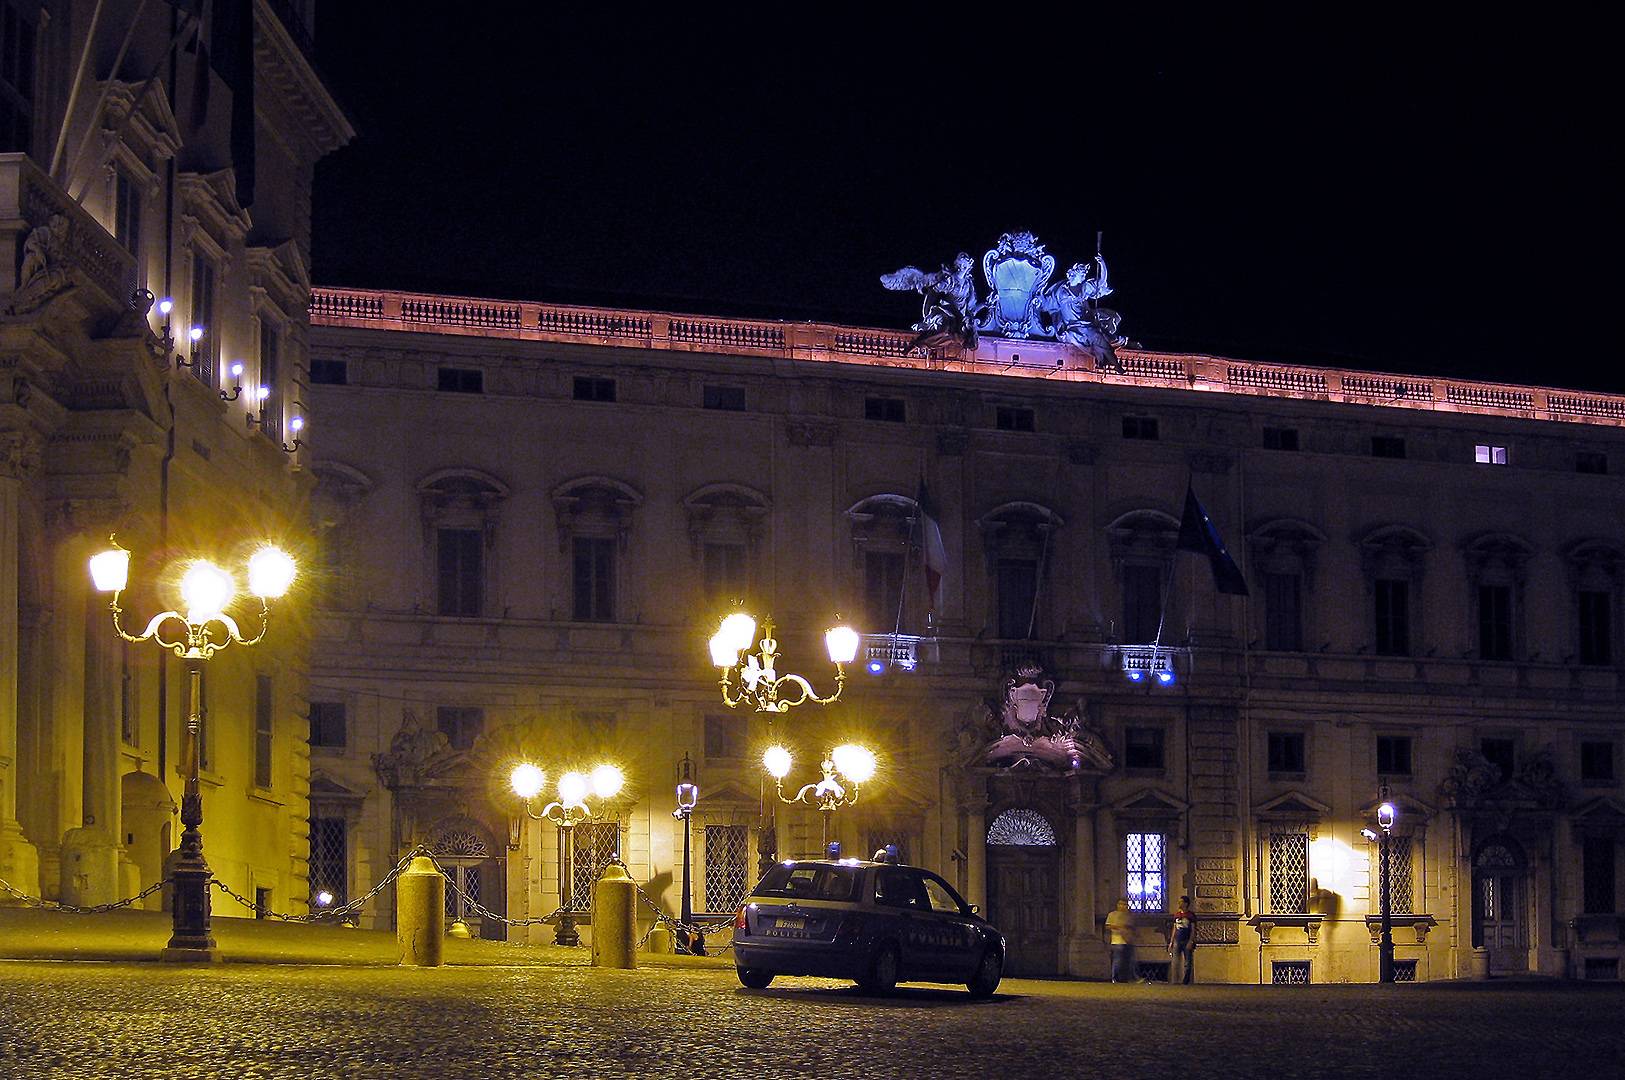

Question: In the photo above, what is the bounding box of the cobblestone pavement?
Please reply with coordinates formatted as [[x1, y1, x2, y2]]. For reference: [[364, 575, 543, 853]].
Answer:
[[0, 962, 1620, 1080]]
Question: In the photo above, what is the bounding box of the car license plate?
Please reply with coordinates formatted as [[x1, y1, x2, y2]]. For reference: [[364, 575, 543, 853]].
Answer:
[[774, 916, 804, 930]]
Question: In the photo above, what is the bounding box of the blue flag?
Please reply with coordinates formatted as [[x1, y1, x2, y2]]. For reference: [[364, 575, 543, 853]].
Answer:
[[1177, 485, 1249, 596]]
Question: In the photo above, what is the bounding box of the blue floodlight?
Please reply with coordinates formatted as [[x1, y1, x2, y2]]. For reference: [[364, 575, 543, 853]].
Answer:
[[866, 659, 887, 675], [1126, 670, 1144, 682], [1157, 669, 1175, 685]]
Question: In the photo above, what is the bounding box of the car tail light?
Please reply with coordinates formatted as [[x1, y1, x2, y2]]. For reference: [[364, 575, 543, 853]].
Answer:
[[734, 905, 748, 932]]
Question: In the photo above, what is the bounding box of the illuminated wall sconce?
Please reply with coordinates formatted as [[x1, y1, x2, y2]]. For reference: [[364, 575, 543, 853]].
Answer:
[[221, 363, 245, 401], [281, 415, 305, 454], [177, 325, 204, 369], [244, 386, 270, 426]]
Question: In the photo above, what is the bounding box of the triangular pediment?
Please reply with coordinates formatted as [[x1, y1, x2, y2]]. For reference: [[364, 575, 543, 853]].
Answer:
[[1112, 786, 1189, 815], [1572, 794, 1625, 822], [1255, 790, 1331, 817]]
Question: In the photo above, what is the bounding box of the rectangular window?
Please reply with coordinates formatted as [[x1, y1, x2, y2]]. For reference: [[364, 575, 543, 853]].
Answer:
[[570, 822, 621, 909], [1125, 832, 1166, 912], [1374, 578, 1410, 656], [115, 171, 141, 258], [1262, 426, 1299, 451], [309, 357, 348, 385], [703, 714, 742, 760], [865, 550, 906, 634], [1371, 436, 1406, 459], [1269, 831, 1310, 913], [1124, 727, 1165, 772], [308, 817, 348, 907], [1480, 737, 1516, 782], [702, 384, 745, 411], [258, 319, 282, 441], [1576, 451, 1609, 475], [997, 557, 1039, 640], [0, 2, 36, 153], [436, 528, 483, 616], [864, 396, 906, 422], [1268, 732, 1306, 774], [437, 367, 483, 393], [254, 674, 274, 789], [1478, 584, 1513, 660], [1122, 564, 1162, 645], [1580, 741, 1617, 785], [1376, 735, 1413, 777], [704, 824, 750, 915], [1122, 416, 1159, 440], [309, 701, 347, 749], [1579, 589, 1612, 665], [995, 405, 1035, 431], [1582, 836, 1616, 914], [574, 376, 616, 402], [702, 542, 746, 600], [1264, 572, 1303, 651], [1379, 835, 1415, 913], [436, 706, 483, 752], [1475, 444, 1509, 465], [572, 537, 616, 621], [190, 256, 217, 385]]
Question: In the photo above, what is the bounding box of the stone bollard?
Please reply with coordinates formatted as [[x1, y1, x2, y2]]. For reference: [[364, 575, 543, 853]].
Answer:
[[1469, 947, 1490, 980], [647, 926, 672, 954], [591, 863, 637, 969], [397, 856, 445, 967]]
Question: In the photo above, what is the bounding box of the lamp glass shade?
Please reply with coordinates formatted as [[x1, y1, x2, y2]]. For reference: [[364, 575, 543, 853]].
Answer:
[[718, 612, 757, 651], [510, 763, 545, 800], [676, 781, 699, 810], [180, 561, 234, 622], [708, 632, 741, 668], [831, 743, 876, 784], [763, 745, 792, 779], [248, 546, 296, 598], [557, 771, 588, 805], [825, 625, 860, 664], [590, 764, 624, 799], [1377, 802, 1397, 830], [89, 548, 130, 593]]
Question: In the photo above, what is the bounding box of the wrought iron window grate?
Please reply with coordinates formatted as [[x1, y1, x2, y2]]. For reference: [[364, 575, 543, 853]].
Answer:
[[1270, 832, 1310, 912], [307, 817, 348, 907], [1393, 960, 1417, 982], [570, 822, 621, 910], [1272, 960, 1311, 985], [704, 824, 749, 914]]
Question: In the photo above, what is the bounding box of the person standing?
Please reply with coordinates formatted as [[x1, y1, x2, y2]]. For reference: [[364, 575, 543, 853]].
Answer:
[[1105, 899, 1134, 982], [1169, 896, 1196, 984]]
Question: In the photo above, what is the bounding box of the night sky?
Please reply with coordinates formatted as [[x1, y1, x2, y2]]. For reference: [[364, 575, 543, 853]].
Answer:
[[310, 7, 1619, 392]]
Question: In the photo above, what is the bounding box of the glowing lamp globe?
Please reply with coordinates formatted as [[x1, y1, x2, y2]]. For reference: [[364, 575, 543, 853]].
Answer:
[[831, 743, 876, 784], [180, 561, 234, 622], [590, 764, 625, 799], [510, 763, 545, 800], [248, 546, 296, 599], [763, 745, 793, 780], [558, 771, 588, 806], [824, 625, 860, 665], [89, 548, 130, 593]]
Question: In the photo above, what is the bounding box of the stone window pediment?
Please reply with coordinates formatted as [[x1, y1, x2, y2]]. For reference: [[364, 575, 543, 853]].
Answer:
[[551, 475, 642, 552], [1248, 518, 1326, 582], [419, 469, 509, 543], [1105, 508, 1177, 572], [685, 483, 769, 557], [1255, 790, 1330, 838], [1358, 525, 1432, 580], [980, 502, 1064, 564], [1464, 532, 1534, 585], [848, 493, 921, 553]]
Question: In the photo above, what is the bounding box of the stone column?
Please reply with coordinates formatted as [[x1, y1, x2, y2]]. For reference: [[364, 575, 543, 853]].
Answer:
[[0, 442, 41, 898]]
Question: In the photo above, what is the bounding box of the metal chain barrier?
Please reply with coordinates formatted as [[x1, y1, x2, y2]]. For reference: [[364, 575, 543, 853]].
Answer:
[[0, 875, 167, 914], [211, 846, 437, 923]]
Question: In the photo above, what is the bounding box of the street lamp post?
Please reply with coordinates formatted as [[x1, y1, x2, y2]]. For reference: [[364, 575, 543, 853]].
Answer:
[[673, 753, 699, 954], [89, 539, 296, 960], [764, 743, 877, 853], [511, 762, 624, 947], [1364, 799, 1398, 984]]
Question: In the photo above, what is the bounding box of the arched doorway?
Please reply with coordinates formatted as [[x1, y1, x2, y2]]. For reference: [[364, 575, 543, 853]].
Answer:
[[120, 771, 174, 910], [1472, 835, 1528, 974], [986, 807, 1061, 976], [427, 821, 506, 940]]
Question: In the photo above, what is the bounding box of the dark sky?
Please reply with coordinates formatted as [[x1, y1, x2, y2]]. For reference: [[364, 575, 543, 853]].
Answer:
[[310, 7, 1619, 392]]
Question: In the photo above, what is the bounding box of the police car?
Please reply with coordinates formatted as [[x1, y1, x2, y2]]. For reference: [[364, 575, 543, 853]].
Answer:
[[731, 856, 1004, 996]]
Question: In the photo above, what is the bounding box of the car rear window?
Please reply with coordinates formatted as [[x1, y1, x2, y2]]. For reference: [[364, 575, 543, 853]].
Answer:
[[755, 864, 860, 902]]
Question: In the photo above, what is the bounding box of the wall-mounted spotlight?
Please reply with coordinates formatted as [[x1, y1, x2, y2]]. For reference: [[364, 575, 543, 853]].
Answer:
[[221, 363, 245, 401], [281, 415, 305, 454]]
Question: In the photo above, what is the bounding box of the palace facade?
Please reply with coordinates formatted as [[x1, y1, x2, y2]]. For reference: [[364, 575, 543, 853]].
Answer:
[[303, 285, 1625, 983], [0, 0, 349, 913]]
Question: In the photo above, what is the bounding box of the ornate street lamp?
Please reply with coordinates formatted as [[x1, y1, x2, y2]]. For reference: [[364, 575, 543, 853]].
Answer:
[[90, 539, 296, 960], [511, 762, 624, 946], [1363, 798, 1398, 983], [764, 743, 877, 852], [708, 612, 860, 713], [673, 753, 700, 954]]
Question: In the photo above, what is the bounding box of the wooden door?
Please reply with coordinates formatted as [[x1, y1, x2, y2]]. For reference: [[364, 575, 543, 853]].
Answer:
[[987, 847, 1061, 976]]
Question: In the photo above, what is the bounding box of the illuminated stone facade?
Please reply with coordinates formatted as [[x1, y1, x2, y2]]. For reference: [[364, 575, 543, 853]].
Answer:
[[0, 1, 349, 913], [305, 290, 1625, 982]]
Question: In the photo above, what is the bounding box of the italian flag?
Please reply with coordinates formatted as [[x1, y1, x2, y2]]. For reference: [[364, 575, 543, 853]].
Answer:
[[917, 477, 946, 613]]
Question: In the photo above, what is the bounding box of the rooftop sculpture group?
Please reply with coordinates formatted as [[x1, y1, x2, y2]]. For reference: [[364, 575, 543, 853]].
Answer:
[[882, 231, 1126, 369]]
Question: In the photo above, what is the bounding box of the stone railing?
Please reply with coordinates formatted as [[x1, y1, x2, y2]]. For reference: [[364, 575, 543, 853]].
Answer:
[[308, 286, 1625, 427], [0, 153, 136, 312]]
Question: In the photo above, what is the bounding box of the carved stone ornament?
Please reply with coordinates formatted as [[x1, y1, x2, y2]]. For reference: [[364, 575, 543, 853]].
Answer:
[[974, 664, 1114, 774], [372, 708, 457, 789], [8, 214, 74, 314]]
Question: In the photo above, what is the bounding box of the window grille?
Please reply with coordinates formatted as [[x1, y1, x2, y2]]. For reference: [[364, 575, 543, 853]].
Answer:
[[865, 830, 910, 865], [1393, 959, 1417, 982], [1384, 836, 1414, 912], [1583, 958, 1619, 980], [1136, 962, 1171, 982], [1270, 831, 1310, 912], [570, 822, 620, 910], [987, 808, 1057, 846], [1126, 832, 1166, 911], [1272, 960, 1311, 984], [445, 865, 481, 919], [308, 817, 347, 907], [704, 824, 749, 914]]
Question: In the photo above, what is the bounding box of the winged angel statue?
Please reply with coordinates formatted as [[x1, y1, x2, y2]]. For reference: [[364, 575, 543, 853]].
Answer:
[[881, 252, 980, 351]]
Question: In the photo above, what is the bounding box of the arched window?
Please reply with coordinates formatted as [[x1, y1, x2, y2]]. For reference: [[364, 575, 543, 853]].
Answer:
[[987, 807, 1058, 846], [848, 493, 929, 635], [1106, 509, 1178, 645], [1463, 533, 1533, 662], [552, 476, 642, 623], [684, 483, 769, 607], [980, 502, 1064, 641], [1564, 540, 1625, 666], [1358, 526, 1431, 656], [1248, 519, 1326, 652], [419, 469, 509, 618]]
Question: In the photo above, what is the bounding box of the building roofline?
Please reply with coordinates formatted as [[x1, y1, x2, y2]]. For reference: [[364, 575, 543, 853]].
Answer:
[[309, 286, 1625, 428]]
